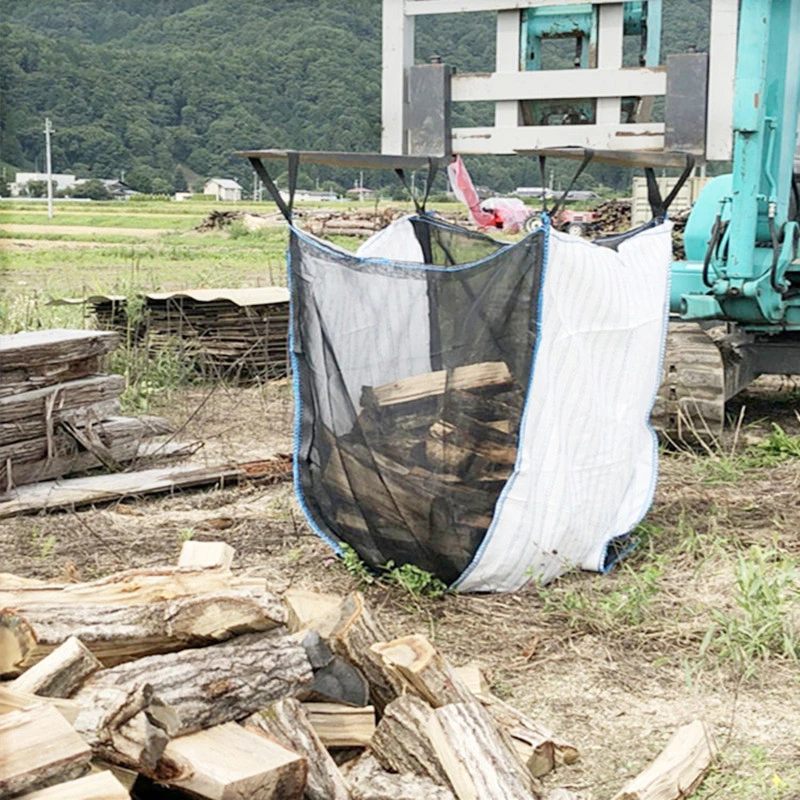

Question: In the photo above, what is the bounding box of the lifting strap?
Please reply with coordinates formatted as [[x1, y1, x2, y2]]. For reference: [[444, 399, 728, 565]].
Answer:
[[549, 149, 595, 219], [394, 157, 440, 215], [248, 151, 299, 224], [644, 153, 695, 221]]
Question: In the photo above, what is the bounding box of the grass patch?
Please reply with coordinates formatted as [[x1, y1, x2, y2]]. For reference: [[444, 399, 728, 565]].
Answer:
[[699, 545, 800, 679]]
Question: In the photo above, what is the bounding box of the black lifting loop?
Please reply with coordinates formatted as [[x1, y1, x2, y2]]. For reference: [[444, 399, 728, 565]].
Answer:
[[286, 150, 299, 219], [550, 148, 594, 220], [662, 153, 696, 218], [394, 168, 425, 216], [419, 157, 439, 213], [644, 166, 665, 222], [249, 156, 293, 224], [538, 155, 549, 215]]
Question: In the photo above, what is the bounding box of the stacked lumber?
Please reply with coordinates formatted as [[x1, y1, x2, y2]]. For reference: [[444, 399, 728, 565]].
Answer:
[[320, 361, 524, 577], [87, 289, 290, 383], [0, 330, 177, 492], [0, 544, 716, 800]]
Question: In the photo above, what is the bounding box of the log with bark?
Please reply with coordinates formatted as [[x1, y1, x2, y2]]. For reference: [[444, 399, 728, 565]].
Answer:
[[0, 586, 286, 673], [429, 701, 541, 800], [0, 704, 92, 798], [9, 635, 103, 697], [72, 631, 313, 770], [316, 592, 403, 713], [341, 753, 456, 800], [245, 697, 352, 800]]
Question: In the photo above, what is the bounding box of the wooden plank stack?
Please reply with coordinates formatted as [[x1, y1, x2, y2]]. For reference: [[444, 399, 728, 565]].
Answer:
[[0, 542, 716, 800], [0, 330, 175, 492], [86, 289, 291, 383], [320, 361, 525, 574]]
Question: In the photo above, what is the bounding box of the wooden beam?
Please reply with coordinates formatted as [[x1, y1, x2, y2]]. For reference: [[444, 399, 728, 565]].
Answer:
[[404, 0, 626, 14], [453, 69, 666, 103], [452, 123, 665, 155], [0, 705, 92, 798]]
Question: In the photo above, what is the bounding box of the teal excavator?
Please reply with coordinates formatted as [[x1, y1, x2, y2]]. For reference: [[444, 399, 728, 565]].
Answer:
[[378, 0, 800, 436]]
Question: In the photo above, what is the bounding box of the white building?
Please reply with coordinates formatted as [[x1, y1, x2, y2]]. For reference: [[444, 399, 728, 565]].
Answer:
[[203, 178, 243, 202], [10, 172, 78, 196]]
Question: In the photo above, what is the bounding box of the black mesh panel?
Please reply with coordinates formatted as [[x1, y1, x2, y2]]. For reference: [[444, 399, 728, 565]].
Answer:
[[292, 218, 545, 584]]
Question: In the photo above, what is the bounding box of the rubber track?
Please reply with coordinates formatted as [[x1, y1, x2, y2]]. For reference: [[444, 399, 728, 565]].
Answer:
[[651, 322, 727, 439]]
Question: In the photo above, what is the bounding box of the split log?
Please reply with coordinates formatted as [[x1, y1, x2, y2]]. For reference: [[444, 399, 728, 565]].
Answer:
[[9, 636, 102, 697], [71, 682, 176, 772], [1, 587, 286, 672], [73, 632, 313, 742], [370, 634, 474, 708], [480, 695, 579, 775], [302, 702, 376, 748], [611, 720, 716, 800], [0, 685, 80, 724], [452, 663, 491, 699], [245, 697, 351, 800], [283, 588, 343, 634], [16, 770, 130, 799], [341, 753, 456, 800], [370, 694, 450, 786], [0, 704, 92, 798], [361, 362, 513, 411], [0, 566, 250, 608], [156, 722, 306, 800], [429, 702, 540, 800], [177, 540, 235, 570], [320, 592, 403, 712]]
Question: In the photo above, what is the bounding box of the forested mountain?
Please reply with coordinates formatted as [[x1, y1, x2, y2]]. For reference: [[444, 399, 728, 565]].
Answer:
[[1, 0, 710, 195]]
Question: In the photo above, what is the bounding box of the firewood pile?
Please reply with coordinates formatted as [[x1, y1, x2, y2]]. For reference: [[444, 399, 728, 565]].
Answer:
[[300, 207, 407, 238], [0, 540, 716, 800], [321, 362, 524, 575], [0, 330, 178, 492], [87, 289, 291, 383], [592, 199, 632, 235]]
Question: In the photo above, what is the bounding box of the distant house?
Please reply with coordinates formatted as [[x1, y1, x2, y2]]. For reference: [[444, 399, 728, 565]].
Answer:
[[204, 178, 243, 202], [290, 189, 340, 203], [11, 172, 78, 196], [345, 187, 375, 200]]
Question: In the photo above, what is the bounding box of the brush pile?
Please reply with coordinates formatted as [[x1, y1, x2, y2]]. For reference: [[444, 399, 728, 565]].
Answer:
[[0, 540, 717, 800], [0, 330, 175, 492]]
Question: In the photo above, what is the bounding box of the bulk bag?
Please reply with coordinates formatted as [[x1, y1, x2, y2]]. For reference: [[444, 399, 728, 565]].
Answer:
[[289, 214, 672, 592]]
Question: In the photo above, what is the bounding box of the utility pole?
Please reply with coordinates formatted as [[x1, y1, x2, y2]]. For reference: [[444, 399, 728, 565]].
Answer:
[[44, 118, 54, 219]]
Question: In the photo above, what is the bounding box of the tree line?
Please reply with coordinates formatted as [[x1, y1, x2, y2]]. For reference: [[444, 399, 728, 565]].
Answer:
[[1, 0, 710, 198]]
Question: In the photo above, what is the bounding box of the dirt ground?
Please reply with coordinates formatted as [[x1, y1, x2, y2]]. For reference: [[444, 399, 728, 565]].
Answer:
[[2, 378, 799, 799]]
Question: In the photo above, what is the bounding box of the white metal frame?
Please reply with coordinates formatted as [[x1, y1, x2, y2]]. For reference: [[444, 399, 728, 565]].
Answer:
[[381, 0, 737, 160]]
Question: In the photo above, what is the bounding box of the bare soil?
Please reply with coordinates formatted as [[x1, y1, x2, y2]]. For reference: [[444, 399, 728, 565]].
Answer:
[[1, 378, 799, 798]]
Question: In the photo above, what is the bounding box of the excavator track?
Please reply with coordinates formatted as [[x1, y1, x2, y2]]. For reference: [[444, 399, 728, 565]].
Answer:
[[651, 322, 729, 439]]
